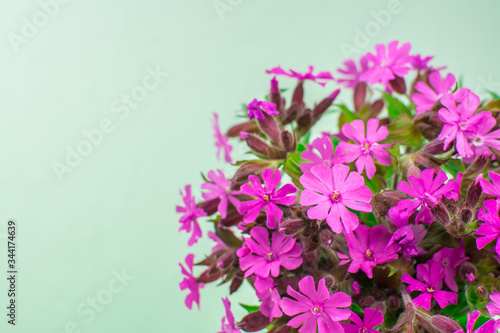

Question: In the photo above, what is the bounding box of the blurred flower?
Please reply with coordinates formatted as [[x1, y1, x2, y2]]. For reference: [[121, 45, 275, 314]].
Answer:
[[201, 169, 240, 219], [360, 41, 412, 85], [300, 136, 345, 173], [245, 98, 278, 120], [476, 199, 500, 257], [179, 254, 204, 310], [218, 297, 241, 333], [176, 185, 206, 246], [337, 56, 369, 89], [213, 112, 233, 163], [266, 65, 334, 86]]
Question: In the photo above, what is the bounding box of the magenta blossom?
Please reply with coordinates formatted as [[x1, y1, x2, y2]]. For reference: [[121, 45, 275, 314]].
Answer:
[[359, 41, 412, 85], [300, 136, 345, 173], [479, 171, 500, 199], [237, 226, 302, 278], [342, 307, 384, 333], [411, 71, 456, 114], [431, 243, 468, 292], [344, 224, 399, 278], [338, 119, 392, 179], [256, 284, 283, 322], [179, 254, 204, 310], [213, 112, 233, 163], [437, 89, 494, 158], [388, 168, 457, 227], [176, 185, 206, 246], [300, 163, 372, 233], [385, 225, 426, 257], [454, 310, 500, 333], [208, 231, 227, 253], [401, 261, 457, 310], [464, 116, 500, 163], [266, 65, 334, 86], [337, 55, 369, 89], [281, 275, 352, 333], [201, 169, 240, 219], [239, 168, 297, 229], [410, 54, 433, 71], [219, 297, 241, 333], [476, 199, 500, 257], [486, 292, 500, 316], [245, 98, 278, 120]]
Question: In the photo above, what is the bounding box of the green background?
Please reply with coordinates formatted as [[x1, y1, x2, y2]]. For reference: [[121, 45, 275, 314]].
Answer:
[[0, 0, 499, 332]]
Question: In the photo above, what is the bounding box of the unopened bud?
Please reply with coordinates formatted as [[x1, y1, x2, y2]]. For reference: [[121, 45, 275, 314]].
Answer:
[[359, 296, 375, 307], [412, 153, 446, 171], [267, 147, 287, 160], [413, 111, 444, 141], [459, 208, 473, 224], [257, 113, 281, 142], [230, 272, 244, 294], [233, 163, 268, 183], [458, 262, 476, 283], [281, 130, 296, 152], [312, 89, 340, 120], [319, 229, 335, 246], [354, 82, 367, 111], [387, 295, 401, 309], [467, 180, 482, 208], [477, 286, 487, 298], [421, 140, 453, 155], [241, 133, 270, 155], [431, 315, 463, 333], [270, 76, 279, 94], [369, 99, 384, 118], [292, 81, 304, 106], [198, 198, 219, 216], [431, 202, 450, 225], [323, 275, 336, 289], [389, 75, 406, 94], [279, 219, 306, 235], [372, 191, 407, 218], [226, 121, 260, 137], [238, 311, 270, 332]]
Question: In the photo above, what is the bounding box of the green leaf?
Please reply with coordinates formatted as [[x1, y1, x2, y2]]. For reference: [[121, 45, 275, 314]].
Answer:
[[383, 114, 423, 146], [283, 151, 306, 189], [336, 104, 360, 128], [239, 303, 260, 313], [383, 93, 412, 119], [484, 98, 500, 110], [443, 159, 465, 178], [351, 303, 363, 313], [488, 91, 500, 100]]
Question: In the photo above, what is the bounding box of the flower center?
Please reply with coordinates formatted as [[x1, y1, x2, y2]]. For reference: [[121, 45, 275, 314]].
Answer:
[[313, 306, 322, 313], [427, 287, 435, 293], [361, 141, 371, 154], [263, 194, 270, 202], [331, 190, 341, 202], [267, 252, 275, 260], [365, 249, 373, 258], [442, 258, 449, 267], [473, 136, 484, 147], [459, 121, 467, 130]]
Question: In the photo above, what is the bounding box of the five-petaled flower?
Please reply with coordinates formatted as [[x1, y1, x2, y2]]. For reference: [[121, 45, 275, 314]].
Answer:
[[179, 254, 204, 310], [454, 310, 500, 333], [201, 169, 240, 219], [245, 98, 279, 120], [237, 226, 303, 278], [300, 163, 372, 233], [411, 71, 456, 114], [281, 275, 352, 333], [388, 168, 457, 227], [176, 185, 206, 246], [337, 55, 369, 89], [300, 136, 345, 173], [338, 119, 392, 179], [212, 112, 233, 163], [479, 171, 500, 199], [266, 65, 334, 86], [239, 168, 297, 229], [432, 243, 468, 292], [401, 261, 457, 310], [344, 224, 399, 278], [476, 199, 500, 257]]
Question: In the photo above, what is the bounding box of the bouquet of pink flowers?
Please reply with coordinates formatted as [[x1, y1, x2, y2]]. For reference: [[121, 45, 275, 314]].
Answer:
[[177, 40, 500, 333]]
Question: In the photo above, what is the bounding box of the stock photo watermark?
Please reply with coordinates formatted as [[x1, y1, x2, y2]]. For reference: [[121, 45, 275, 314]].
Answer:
[[213, 0, 243, 21], [55, 268, 134, 333], [7, 0, 72, 53], [339, 0, 403, 58], [51, 64, 169, 182]]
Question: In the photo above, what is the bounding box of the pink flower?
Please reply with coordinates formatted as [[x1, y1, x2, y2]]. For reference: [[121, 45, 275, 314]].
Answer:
[[359, 41, 412, 85], [464, 116, 500, 163], [239, 168, 297, 229], [388, 168, 457, 227], [476, 199, 500, 256], [480, 171, 500, 199], [454, 310, 500, 333], [266, 65, 334, 86], [338, 119, 392, 179], [256, 281, 283, 322], [201, 169, 240, 219], [337, 56, 369, 89], [342, 307, 384, 333], [245, 98, 278, 120], [218, 297, 241, 333], [344, 224, 399, 278], [486, 292, 500, 316], [179, 254, 204, 310], [431, 243, 468, 292], [411, 71, 456, 114], [208, 231, 227, 253], [300, 163, 372, 233], [401, 261, 457, 310], [300, 136, 345, 173], [237, 226, 303, 278], [281, 275, 352, 333], [213, 112, 233, 163], [437, 89, 494, 158], [176, 185, 206, 246], [385, 225, 426, 257], [410, 54, 433, 71]]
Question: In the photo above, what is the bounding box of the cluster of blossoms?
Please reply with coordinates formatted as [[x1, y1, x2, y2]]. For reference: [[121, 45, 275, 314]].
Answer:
[[177, 41, 500, 332]]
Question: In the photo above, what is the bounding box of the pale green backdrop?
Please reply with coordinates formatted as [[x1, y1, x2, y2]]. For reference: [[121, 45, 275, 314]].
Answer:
[[0, 0, 499, 332]]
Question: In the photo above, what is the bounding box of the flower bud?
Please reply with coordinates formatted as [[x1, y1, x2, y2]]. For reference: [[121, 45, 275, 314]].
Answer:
[[312, 89, 340, 120], [459, 208, 473, 224], [354, 82, 367, 111], [279, 219, 306, 235], [467, 179, 482, 208], [431, 315, 463, 333], [319, 229, 335, 246], [323, 274, 336, 289], [373, 302, 386, 316], [217, 251, 235, 269], [413, 111, 444, 141], [412, 153, 446, 171], [464, 155, 489, 178], [352, 281, 360, 295], [477, 286, 487, 298], [226, 121, 260, 137], [257, 113, 281, 143], [238, 311, 270, 332], [268, 325, 292, 333], [292, 81, 304, 106], [458, 262, 476, 283], [372, 191, 407, 218], [197, 198, 219, 216], [431, 202, 450, 225], [267, 147, 287, 160], [420, 140, 452, 155], [233, 163, 268, 183], [359, 296, 375, 307], [389, 75, 406, 94], [369, 99, 384, 118], [230, 272, 244, 294], [280, 130, 296, 152], [387, 295, 401, 309], [241, 132, 270, 156], [283, 103, 300, 124]]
